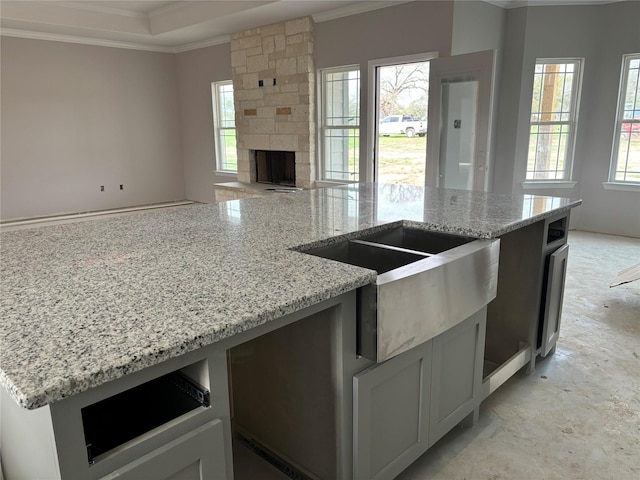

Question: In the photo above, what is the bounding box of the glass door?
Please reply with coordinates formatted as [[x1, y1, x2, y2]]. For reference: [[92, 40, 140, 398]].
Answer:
[[371, 55, 434, 185]]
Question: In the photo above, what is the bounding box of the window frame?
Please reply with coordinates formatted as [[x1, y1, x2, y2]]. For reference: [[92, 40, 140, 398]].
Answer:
[[607, 53, 640, 186], [318, 65, 361, 183], [524, 57, 584, 184], [211, 80, 237, 174]]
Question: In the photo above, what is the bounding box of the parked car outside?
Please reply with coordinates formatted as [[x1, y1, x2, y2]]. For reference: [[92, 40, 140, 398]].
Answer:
[[379, 115, 427, 137]]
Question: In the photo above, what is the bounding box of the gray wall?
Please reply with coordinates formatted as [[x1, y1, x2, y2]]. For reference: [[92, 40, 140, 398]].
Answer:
[[451, 0, 505, 57], [451, 0, 506, 191], [0, 37, 185, 220], [494, 2, 640, 237], [176, 43, 232, 204]]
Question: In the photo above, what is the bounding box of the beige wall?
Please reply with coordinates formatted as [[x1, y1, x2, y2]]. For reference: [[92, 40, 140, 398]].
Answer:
[[0, 37, 184, 220], [176, 43, 232, 204], [314, 0, 454, 181], [2, 1, 638, 237], [495, 1, 640, 237]]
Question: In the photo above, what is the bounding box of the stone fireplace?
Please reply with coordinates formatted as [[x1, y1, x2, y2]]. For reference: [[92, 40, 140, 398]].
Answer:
[[231, 17, 316, 189]]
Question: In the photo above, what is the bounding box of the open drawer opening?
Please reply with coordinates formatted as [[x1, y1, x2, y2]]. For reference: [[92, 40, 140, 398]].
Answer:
[[81, 360, 210, 464], [546, 217, 567, 244]]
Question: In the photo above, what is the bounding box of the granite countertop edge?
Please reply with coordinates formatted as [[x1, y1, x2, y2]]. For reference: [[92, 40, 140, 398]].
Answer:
[[0, 273, 377, 410], [0, 184, 582, 410]]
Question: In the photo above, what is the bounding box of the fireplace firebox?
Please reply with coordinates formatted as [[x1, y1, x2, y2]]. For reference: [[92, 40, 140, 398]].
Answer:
[[254, 150, 296, 186]]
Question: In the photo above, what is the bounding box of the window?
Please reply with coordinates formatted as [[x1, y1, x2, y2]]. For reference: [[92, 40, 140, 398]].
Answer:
[[609, 54, 640, 184], [212, 81, 237, 172], [320, 67, 360, 182], [526, 59, 583, 181]]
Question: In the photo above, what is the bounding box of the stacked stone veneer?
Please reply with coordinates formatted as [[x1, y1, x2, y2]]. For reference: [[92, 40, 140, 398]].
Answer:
[[231, 17, 316, 189]]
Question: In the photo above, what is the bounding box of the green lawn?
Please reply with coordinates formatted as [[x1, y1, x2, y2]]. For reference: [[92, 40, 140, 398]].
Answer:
[[377, 135, 427, 185]]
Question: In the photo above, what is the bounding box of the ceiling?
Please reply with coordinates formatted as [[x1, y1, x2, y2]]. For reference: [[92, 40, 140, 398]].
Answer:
[[0, 0, 626, 53], [0, 0, 407, 52]]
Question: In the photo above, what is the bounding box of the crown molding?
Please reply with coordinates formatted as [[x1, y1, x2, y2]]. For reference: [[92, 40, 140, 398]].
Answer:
[[0, 28, 175, 53], [173, 35, 231, 53], [54, 1, 148, 18], [484, 0, 625, 8], [312, 0, 414, 22], [0, 0, 428, 54], [148, 1, 190, 18]]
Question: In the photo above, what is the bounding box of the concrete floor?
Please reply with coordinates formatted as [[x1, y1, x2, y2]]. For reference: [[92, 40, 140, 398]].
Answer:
[[235, 230, 640, 480], [394, 230, 640, 480]]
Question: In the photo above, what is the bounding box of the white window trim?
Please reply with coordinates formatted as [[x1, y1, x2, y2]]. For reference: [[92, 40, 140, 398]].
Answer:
[[608, 53, 640, 185], [212, 80, 237, 175], [522, 181, 577, 189], [318, 65, 361, 183], [367, 52, 439, 183], [602, 182, 640, 192], [525, 57, 584, 183]]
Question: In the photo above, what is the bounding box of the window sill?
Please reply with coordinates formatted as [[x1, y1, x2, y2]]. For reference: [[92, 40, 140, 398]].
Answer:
[[315, 180, 357, 188], [214, 171, 238, 178], [521, 181, 577, 189], [602, 182, 640, 192]]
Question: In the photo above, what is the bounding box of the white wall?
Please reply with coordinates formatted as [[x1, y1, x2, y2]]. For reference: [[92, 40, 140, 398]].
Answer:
[[176, 43, 233, 204], [0, 37, 185, 220], [494, 2, 640, 237]]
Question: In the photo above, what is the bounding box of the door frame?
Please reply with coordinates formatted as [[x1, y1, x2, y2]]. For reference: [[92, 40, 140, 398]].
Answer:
[[366, 52, 439, 183], [426, 49, 496, 191]]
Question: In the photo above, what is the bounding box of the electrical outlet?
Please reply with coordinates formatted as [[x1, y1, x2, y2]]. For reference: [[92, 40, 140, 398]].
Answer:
[[100, 186, 105, 192], [120, 184, 124, 190]]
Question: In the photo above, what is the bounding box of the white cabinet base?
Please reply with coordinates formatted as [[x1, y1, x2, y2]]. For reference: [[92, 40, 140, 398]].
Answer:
[[99, 420, 227, 480]]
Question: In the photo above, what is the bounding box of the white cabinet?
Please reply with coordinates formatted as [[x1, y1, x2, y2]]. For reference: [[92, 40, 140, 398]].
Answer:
[[353, 309, 486, 480], [429, 309, 485, 446], [540, 244, 569, 357], [1, 353, 231, 480], [353, 340, 432, 480], [99, 420, 227, 480]]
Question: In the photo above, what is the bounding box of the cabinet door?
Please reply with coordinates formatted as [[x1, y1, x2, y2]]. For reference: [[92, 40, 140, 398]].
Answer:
[[541, 244, 569, 357], [429, 309, 486, 447], [99, 420, 228, 480], [353, 341, 431, 480]]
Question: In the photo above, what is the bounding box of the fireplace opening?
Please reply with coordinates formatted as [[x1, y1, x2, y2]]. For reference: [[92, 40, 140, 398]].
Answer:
[[254, 150, 296, 186]]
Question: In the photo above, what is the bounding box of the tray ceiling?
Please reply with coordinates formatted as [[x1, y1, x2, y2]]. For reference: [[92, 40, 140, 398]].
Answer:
[[0, 0, 405, 52], [0, 0, 626, 52]]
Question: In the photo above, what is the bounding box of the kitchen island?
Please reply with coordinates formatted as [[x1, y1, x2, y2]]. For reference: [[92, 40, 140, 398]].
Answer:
[[0, 183, 580, 480]]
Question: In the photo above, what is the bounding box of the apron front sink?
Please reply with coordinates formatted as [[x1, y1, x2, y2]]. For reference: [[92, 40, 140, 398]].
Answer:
[[301, 225, 500, 362]]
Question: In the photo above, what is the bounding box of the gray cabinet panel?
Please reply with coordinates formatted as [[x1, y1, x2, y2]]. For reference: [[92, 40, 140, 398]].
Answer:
[[99, 420, 227, 480], [353, 341, 431, 480], [541, 244, 569, 357], [429, 309, 485, 446]]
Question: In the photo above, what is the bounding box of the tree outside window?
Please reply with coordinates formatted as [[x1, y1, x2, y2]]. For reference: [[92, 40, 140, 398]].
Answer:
[[526, 59, 583, 181], [609, 54, 640, 184]]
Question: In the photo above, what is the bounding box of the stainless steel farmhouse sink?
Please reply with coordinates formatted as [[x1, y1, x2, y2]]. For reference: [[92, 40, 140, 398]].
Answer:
[[301, 239, 430, 274], [301, 225, 500, 362]]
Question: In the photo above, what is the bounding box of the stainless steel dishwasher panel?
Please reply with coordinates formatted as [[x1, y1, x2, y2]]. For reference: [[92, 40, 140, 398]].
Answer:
[[371, 239, 500, 362]]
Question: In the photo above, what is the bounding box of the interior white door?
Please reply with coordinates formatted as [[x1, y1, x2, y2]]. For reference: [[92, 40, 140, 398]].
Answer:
[[426, 50, 495, 191]]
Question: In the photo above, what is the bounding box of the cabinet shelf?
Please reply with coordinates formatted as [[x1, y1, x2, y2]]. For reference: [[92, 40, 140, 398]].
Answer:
[[81, 369, 210, 464]]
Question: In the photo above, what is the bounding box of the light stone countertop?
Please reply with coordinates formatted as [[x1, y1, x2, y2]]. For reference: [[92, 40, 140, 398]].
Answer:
[[0, 183, 581, 409]]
